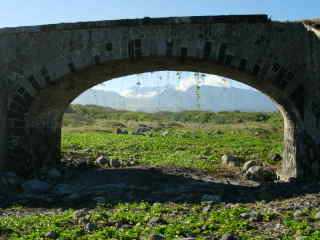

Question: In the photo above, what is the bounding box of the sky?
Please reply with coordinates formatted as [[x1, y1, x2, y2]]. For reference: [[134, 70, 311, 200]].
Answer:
[[96, 72, 250, 97], [1, 0, 319, 28], [1, 1, 319, 96]]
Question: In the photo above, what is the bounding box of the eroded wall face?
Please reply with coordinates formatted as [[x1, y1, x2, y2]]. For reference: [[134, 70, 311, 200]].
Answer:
[[0, 16, 319, 180], [0, 88, 8, 169], [300, 27, 320, 180]]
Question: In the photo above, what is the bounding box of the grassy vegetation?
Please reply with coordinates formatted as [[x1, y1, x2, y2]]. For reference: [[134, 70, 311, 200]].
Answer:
[[1, 202, 319, 239], [63, 105, 283, 169], [64, 105, 282, 126], [7, 105, 318, 240]]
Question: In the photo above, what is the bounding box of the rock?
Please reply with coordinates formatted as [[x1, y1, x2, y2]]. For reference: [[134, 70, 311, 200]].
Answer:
[[84, 222, 96, 232], [201, 194, 222, 203], [220, 233, 239, 240], [44, 231, 58, 239], [161, 130, 169, 137], [202, 205, 212, 213], [47, 168, 62, 180], [120, 224, 132, 229], [22, 179, 50, 194], [128, 160, 137, 166], [249, 211, 263, 222], [109, 159, 121, 168], [52, 184, 75, 195], [294, 210, 306, 218], [115, 128, 128, 134], [133, 125, 152, 135], [271, 153, 282, 162], [242, 160, 262, 173], [244, 166, 277, 182], [240, 211, 262, 221], [148, 216, 161, 226], [73, 209, 88, 220], [314, 211, 320, 220], [149, 234, 165, 240], [78, 216, 91, 225], [95, 155, 109, 166], [76, 158, 89, 168], [240, 213, 249, 219], [274, 223, 282, 230], [221, 154, 240, 167]]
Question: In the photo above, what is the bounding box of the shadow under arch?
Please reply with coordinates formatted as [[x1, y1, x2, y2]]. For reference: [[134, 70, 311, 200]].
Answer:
[[9, 57, 305, 180], [2, 167, 320, 209]]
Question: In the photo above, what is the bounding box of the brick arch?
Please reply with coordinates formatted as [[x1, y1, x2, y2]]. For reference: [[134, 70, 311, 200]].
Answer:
[[1, 15, 319, 180], [6, 56, 303, 178]]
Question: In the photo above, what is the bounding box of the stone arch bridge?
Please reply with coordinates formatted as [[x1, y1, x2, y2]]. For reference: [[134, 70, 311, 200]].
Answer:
[[0, 15, 319, 180]]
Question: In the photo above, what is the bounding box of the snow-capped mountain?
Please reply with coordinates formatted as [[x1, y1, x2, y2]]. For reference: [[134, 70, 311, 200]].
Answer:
[[73, 85, 276, 112]]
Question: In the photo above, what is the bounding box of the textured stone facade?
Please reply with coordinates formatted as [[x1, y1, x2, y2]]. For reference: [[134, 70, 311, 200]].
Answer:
[[0, 15, 319, 180]]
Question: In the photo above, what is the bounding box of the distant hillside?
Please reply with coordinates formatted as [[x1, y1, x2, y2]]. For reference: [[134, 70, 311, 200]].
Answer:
[[73, 85, 277, 112], [65, 104, 282, 125]]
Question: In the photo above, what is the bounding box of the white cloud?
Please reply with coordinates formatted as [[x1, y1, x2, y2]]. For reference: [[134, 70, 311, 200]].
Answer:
[[176, 74, 230, 92], [92, 72, 255, 99], [120, 88, 159, 98]]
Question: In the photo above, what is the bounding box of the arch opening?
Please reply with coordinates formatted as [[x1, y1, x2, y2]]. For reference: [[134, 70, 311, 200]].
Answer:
[[7, 57, 304, 180], [61, 70, 286, 179], [5, 54, 317, 181]]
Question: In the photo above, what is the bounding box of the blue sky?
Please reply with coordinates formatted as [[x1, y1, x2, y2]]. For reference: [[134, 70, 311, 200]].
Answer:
[[1, 0, 319, 27], [1, 1, 318, 95]]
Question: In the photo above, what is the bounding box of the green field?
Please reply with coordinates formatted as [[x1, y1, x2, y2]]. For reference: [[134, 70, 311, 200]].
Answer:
[[62, 105, 284, 170], [2, 105, 320, 240], [2, 202, 319, 240]]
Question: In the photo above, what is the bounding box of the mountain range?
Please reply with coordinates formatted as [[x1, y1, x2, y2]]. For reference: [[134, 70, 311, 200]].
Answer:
[[73, 85, 277, 112]]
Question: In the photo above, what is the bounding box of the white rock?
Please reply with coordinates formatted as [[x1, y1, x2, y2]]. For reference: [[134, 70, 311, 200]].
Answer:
[[242, 160, 262, 172], [95, 155, 109, 165], [161, 130, 169, 137]]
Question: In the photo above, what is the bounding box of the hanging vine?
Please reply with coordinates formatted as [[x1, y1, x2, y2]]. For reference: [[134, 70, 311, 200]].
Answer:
[[157, 75, 162, 111], [176, 71, 181, 81], [136, 74, 141, 87], [175, 71, 183, 111], [194, 72, 201, 110]]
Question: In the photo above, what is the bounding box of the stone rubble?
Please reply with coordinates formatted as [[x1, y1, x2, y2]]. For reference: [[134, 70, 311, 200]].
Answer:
[[95, 155, 109, 166], [221, 154, 240, 167]]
